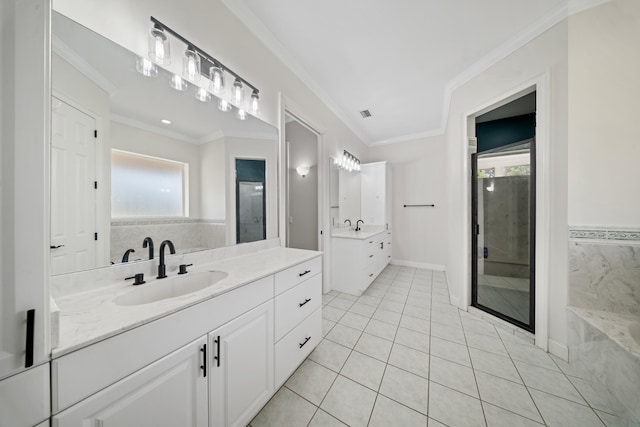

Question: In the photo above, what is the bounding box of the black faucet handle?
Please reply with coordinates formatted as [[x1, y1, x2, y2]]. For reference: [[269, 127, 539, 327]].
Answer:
[[178, 264, 193, 275], [125, 273, 145, 286]]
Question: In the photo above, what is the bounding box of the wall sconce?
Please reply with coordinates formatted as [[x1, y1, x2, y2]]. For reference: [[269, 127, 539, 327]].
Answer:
[[296, 166, 310, 178], [136, 16, 261, 121], [333, 150, 360, 172]]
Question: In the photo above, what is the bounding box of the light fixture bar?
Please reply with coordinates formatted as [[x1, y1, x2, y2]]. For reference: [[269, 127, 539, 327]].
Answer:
[[150, 16, 259, 95]]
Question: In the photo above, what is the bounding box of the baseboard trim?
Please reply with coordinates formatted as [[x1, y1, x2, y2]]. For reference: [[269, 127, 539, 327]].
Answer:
[[548, 338, 569, 361], [390, 259, 446, 271]]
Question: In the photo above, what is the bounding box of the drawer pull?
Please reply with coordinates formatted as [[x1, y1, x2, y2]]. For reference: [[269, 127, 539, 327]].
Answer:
[[369, 240, 373, 243], [369, 254, 374, 258], [299, 270, 311, 277], [214, 336, 221, 367], [369, 273, 374, 277], [299, 336, 311, 349], [299, 298, 311, 308]]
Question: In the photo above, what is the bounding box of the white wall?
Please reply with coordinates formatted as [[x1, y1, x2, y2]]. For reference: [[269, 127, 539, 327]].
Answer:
[[369, 135, 448, 269], [445, 22, 569, 351], [199, 137, 226, 220], [110, 121, 202, 217], [568, 0, 640, 227]]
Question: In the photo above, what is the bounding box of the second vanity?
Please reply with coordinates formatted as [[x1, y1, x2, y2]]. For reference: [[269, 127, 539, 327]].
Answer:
[[50, 243, 322, 427], [331, 227, 392, 296]]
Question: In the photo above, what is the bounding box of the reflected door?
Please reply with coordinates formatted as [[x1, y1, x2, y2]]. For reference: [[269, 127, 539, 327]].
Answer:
[[472, 139, 535, 332], [50, 97, 98, 275], [236, 159, 266, 244]]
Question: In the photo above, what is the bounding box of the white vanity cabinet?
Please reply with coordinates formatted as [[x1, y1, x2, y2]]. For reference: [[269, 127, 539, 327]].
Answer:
[[52, 336, 208, 427], [360, 161, 392, 230], [209, 300, 274, 427], [274, 257, 322, 388], [332, 230, 392, 296]]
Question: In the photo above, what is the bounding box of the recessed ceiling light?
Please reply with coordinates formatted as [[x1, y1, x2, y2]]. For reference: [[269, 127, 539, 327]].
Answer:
[[161, 119, 171, 124]]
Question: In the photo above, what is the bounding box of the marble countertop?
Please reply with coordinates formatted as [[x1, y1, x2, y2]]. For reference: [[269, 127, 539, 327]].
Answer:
[[331, 226, 387, 240], [52, 247, 321, 358]]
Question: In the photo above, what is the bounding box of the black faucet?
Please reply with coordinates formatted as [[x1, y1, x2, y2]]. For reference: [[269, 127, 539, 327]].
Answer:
[[143, 237, 154, 260], [344, 219, 351, 227], [355, 219, 364, 231], [121, 249, 135, 263], [157, 240, 176, 279]]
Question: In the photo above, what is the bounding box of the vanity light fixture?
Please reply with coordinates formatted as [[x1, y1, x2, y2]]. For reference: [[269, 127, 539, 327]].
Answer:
[[169, 74, 188, 91], [183, 47, 200, 82], [334, 150, 360, 172], [195, 87, 211, 103], [296, 166, 310, 178], [142, 17, 261, 120], [135, 57, 158, 77], [148, 25, 170, 65]]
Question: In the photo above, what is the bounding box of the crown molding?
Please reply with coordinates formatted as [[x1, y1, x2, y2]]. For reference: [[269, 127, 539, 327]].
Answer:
[[111, 113, 206, 144], [52, 35, 118, 95], [221, 0, 370, 144], [369, 128, 445, 147]]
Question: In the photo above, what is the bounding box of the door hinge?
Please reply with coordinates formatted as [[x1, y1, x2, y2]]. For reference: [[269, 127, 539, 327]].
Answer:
[[94, 130, 98, 138], [94, 232, 98, 241], [94, 181, 98, 189]]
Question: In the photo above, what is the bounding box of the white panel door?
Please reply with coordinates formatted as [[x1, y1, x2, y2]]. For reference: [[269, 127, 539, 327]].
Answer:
[[53, 336, 208, 427], [50, 97, 97, 275], [209, 300, 274, 427]]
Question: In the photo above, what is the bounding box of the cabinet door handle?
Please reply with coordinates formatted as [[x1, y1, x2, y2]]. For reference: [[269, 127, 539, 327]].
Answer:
[[214, 336, 221, 367], [299, 336, 311, 349], [299, 298, 311, 307], [25, 309, 35, 368], [380, 242, 384, 249], [299, 270, 311, 277], [200, 344, 207, 377]]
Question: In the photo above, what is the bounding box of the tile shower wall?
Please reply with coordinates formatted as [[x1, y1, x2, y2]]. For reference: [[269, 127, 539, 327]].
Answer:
[[111, 218, 226, 264], [568, 227, 640, 316]]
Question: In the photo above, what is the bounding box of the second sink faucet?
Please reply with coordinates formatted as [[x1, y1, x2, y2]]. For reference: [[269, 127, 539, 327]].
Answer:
[[355, 219, 364, 231], [344, 219, 351, 227], [143, 237, 154, 260], [157, 240, 176, 279]]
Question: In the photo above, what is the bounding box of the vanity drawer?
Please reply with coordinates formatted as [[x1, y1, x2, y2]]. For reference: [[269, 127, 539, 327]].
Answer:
[[275, 274, 322, 341], [274, 256, 321, 295], [274, 307, 321, 388]]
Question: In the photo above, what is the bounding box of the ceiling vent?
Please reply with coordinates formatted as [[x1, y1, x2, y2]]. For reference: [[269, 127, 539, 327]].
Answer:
[[360, 109, 372, 118]]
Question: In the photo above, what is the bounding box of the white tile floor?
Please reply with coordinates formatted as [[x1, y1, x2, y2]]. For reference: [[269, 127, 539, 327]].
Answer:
[[250, 265, 631, 427]]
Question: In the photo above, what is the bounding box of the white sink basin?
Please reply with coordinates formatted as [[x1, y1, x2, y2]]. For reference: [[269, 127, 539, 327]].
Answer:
[[113, 270, 229, 306]]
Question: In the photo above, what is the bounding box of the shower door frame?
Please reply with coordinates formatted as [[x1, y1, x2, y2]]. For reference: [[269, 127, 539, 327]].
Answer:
[[471, 138, 536, 333]]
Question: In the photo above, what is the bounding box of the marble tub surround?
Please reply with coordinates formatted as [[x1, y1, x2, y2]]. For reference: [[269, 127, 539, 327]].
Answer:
[[332, 225, 386, 240], [568, 240, 640, 316], [52, 243, 321, 357], [568, 308, 640, 423]]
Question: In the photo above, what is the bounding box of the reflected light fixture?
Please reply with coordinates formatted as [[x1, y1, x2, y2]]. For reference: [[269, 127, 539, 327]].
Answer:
[[148, 25, 170, 65], [209, 65, 225, 95], [218, 98, 232, 112], [161, 119, 171, 124], [143, 16, 261, 120], [183, 47, 200, 82], [169, 74, 188, 91], [333, 150, 360, 172], [195, 87, 211, 103], [135, 56, 158, 77], [296, 166, 310, 178]]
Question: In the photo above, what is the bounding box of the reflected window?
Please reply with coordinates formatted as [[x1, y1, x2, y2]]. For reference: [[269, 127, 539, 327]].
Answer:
[[111, 149, 187, 217]]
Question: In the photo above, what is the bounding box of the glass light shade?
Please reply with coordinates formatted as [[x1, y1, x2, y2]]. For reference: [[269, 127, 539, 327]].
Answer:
[[148, 27, 170, 65], [135, 57, 158, 77], [183, 48, 200, 82], [218, 98, 232, 112], [231, 78, 245, 105], [236, 108, 247, 120], [169, 74, 188, 91], [296, 166, 310, 177], [195, 87, 211, 103], [249, 91, 260, 115], [209, 65, 225, 95]]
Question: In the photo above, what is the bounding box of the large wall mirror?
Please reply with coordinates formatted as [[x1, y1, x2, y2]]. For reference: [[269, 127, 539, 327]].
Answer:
[[50, 11, 278, 276], [329, 159, 361, 233]]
